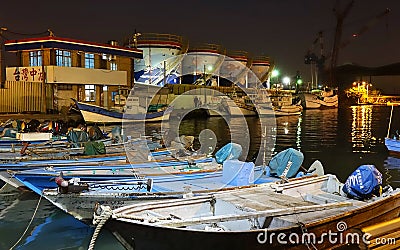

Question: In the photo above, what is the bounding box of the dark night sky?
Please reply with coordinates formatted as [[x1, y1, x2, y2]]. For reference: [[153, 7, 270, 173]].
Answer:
[[1, 0, 400, 83]]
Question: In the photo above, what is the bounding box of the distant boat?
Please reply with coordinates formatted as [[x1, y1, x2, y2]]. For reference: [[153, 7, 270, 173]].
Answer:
[[300, 88, 338, 109], [72, 98, 172, 124], [301, 93, 338, 109], [385, 104, 400, 156], [252, 89, 303, 116], [386, 101, 400, 106]]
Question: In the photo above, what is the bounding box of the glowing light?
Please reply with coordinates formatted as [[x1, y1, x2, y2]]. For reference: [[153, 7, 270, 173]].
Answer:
[[271, 69, 279, 77], [282, 76, 290, 85]]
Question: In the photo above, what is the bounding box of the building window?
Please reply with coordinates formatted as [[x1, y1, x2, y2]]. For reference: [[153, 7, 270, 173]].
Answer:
[[56, 49, 71, 67], [110, 62, 117, 71], [85, 53, 95, 68], [29, 51, 42, 66], [58, 84, 73, 90], [85, 84, 95, 101]]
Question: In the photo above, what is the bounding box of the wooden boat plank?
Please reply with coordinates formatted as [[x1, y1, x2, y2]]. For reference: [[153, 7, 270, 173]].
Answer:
[[153, 202, 353, 228], [219, 190, 314, 211]]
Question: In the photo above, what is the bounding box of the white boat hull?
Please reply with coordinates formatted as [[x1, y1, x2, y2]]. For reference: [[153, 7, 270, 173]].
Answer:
[[303, 93, 338, 109], [80, 110, 170, 123]]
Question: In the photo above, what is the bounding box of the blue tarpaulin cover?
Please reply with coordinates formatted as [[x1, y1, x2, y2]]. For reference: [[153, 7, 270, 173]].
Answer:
[[215, 143, 242, 164], [268, 148, 304, 178], [343, 164, 382, 200]]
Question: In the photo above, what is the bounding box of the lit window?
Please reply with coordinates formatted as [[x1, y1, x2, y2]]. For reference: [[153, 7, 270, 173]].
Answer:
[[85, 84, 96, 101], [56, 49, 71, 67], [85, 53, 95, 68], [29, 51, 42, 66], [110, 62, 117, 71]]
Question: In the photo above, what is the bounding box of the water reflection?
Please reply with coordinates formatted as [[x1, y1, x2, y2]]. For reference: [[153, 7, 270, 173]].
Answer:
[[350, 105, 376, 153], [384, 156, 400, 187], [274, 115, 302, 152], [0, 190, 124, 250]]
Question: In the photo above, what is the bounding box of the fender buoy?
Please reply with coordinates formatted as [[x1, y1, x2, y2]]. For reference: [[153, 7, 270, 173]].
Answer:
[[55, 175, 69, 194], [55, 176, 68, 187]]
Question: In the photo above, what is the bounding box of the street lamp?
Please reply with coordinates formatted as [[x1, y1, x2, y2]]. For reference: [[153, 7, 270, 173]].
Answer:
[[282, 76, 290, 89], [271, 69, 279, 88], [295, 79, 302, 92]]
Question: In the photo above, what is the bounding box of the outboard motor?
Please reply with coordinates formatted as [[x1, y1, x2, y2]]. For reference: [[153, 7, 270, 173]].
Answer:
[[342, 165, 382, 200]]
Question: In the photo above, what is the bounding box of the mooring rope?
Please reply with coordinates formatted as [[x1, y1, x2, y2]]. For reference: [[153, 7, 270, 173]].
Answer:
[[9, 193, 43, 250], [88, 204, 172, 250], [88, 205, 113, 250]]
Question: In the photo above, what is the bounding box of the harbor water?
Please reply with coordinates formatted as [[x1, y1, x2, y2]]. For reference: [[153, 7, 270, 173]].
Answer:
[[1, 105, 399, 249]]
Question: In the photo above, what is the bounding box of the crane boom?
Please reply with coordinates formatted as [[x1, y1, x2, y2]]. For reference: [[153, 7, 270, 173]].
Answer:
[[339, 8, 391, 50], [329, 0, 355, 85], [305, 1, 391, 87]]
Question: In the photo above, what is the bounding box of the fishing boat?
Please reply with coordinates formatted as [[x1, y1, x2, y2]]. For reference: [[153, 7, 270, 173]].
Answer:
[[385, 105, 400, 156], [0, 132, 68, 149], [7, 147, 308, 222], [91, 170, 400, 250], [7, 155, 213, 189], [385, 137, 400, 156], [252, 89, 303, 117], [72, 98, 172, 124], [300, 89, 338, 109]]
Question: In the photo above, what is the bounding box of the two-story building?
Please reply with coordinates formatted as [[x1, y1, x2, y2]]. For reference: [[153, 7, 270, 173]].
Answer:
[[1, 35, 142, 113]]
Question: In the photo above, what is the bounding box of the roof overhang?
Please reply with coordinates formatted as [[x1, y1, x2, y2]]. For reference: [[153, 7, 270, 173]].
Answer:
[[5, 36, 143, 59]]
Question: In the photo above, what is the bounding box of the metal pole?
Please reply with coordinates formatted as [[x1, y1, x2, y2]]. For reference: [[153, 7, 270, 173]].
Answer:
[[262, 125, 267, 167], [163, 60, 166, 86], [41, 45, 47, 113], [387, 104, 394, 138], [310, 63, 314, 90], [148, 47, 152, 85]]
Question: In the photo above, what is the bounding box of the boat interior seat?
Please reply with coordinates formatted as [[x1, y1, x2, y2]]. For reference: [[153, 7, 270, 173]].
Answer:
[[303, 191, 365, 206]]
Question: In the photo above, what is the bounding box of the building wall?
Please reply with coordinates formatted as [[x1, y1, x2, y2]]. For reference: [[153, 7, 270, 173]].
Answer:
[[118, 57, 134, 88], [57, 85, 79, 111], [7, 47, 137, 112]]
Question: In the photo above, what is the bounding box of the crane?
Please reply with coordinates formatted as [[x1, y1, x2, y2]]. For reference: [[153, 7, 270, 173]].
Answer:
[[305, 1, 391, 86], [329, 0, 355, 85]]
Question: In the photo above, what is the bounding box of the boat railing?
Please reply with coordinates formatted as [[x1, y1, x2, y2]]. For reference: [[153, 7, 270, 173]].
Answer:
[[227, 50, 249, 60], [137, 33, 184, 45], [188, 43, 225, 54], [251, 55, 271, 64]]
